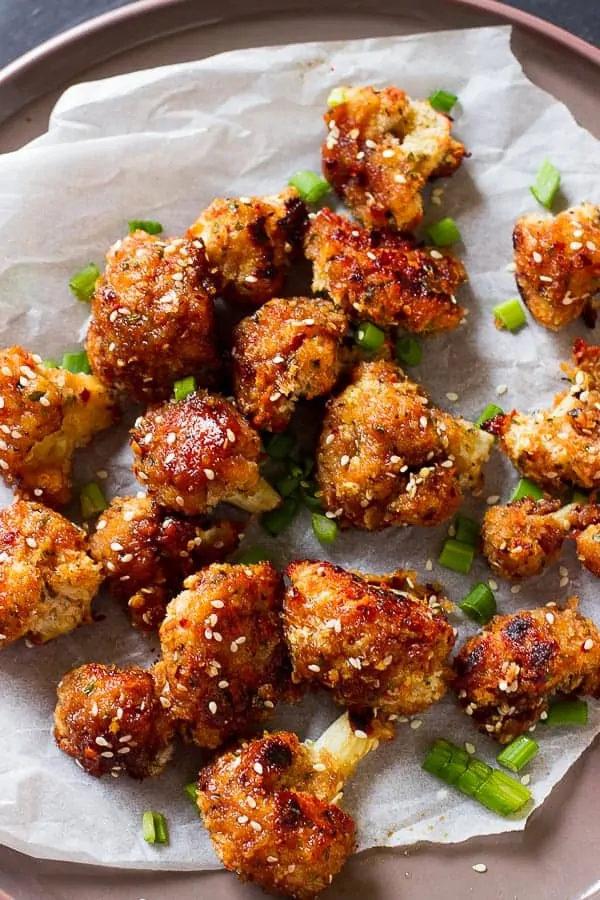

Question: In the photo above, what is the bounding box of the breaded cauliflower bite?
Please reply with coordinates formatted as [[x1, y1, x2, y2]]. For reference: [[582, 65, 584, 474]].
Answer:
[[197, 712, 379, 899], [86, 230, 221, 402], [0, 499, 101, 648], [482, 498, 579, 581], [0, 346, 117, 507], [130, 390, 280, 515], [452, 600, 600, 743], [513, 203, 600, 330], [488, 339, 600, 491], [154, 562, 295, 749], [284, 561, 455, 717], [231, 296, 348, 432], [187, 189, 308, 306], [316, 360, 493, 529], [89, 495, 242, 631], [322, 86, 467, 230], [572, 503, 600, 577], [54, 663, 175, 779], [305, 208, 466, 333]]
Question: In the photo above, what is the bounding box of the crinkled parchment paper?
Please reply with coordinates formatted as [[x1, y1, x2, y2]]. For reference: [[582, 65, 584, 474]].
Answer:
[[0, 25, 599, 870]]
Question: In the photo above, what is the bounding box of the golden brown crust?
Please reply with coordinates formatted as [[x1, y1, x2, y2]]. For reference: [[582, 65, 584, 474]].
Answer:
[[322, 86, 466, 230], [155, 562, 297, 748], [284, 560, 454, 716], [89, 496, 242, 631], [197, 730, 355, 899], [576, 523, 600, 577], [513, 203, 600, 330], [0, 499, 101, 648], [54, 663, 175, 779], [452, 601, 600, 743], [0, 346, 117, 507], [187, 189, 308, 306], [305, 208, 466, 333], [232, 296, 348, 432]]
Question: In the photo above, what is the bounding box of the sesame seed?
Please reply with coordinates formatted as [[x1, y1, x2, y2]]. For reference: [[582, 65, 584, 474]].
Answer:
[[532, 251, 543, 263], [539, 275, 553, 283], [0, 460, 9, 470], [488, 579, 498, 591], [410, 719, 422, 730], [441, 459, 453, 468], [208, 701, 218, 714], [166, 432, 176, 445], [226, 429, 236, 443], [159, 696, 171, 708], [430, 249, 443, 260], [253, 762, 263, 775], [545, 612, 555, 625], [90, 702, 99, 716], [354, 729, 368, 739], [25, 537, 37, 549], [559, 576, 569, 588], [520, 774, 531, 786], [340, 454, 350, 466], [325, 433, 335, 445], [540, 711, 548, 720], [465, 742, 476, 755], [496, 384, 508, 396], [96, 519, 107, 530], [237, 815, 249, 824], [584, 639, 594, 651], [570, 242, 583, 251], [472, 864, 487, 874], [511, 585, 521, 594], [308, 664, 321, 673], [245, 275, 258, 284], [486, 495, 500, 505], [230, 642, 238, 653], [269, 391, 282, 402], [394, 173, 407, 184], [425, 559, 433, 571], [250, 820, 262, 832], [95, 736, 111, 747], [267, 856, 278, 863], [100, 751, 114, 758], [445, 392, 458, 402], [110, 542, 124, 552], [247, 796, 257, 808], [263, 700, 274, 709], [313, 762, 327, 772], [382, 148, 395, 158], [419, 415, 428, 427], [117, 747, 131, 755], [586, 241, 596, 251]]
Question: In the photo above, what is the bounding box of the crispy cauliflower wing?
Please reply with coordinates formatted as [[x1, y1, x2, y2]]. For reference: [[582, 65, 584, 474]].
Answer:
[[488, 339, 600, 491], [187, 189, 308, 306], [284, 560, 454, 717], [0, 499, 101, 648], [89, 495, 242, 631], [130, 390, 280, 515], [452, 600, 600, 743], [0, 346, 117, 506], [322, 86, 467, 230], [54, 663, 174, 779], [231, 296, 348, 432], [316, 360, 492, 529], [154, 562, 296, 749], [513, 203, 600, 330], [304, 208, 466, 332], [571, 502, 600, 577], [86, 231, 221, 402]]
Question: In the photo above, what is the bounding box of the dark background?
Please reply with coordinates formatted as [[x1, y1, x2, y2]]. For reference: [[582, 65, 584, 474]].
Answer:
[[0, 0, 598, 67]]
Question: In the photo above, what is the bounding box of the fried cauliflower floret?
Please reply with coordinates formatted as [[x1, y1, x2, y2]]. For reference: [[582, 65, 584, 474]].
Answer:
[[154, 563, 296, 749], [86, 231, 221, 402], [0, 346, 117, 507], [284, 561, 454, 717], [197, 711, 379, 899], [231, 296, 348, 432], [130, 390, 280, 515], [0, 499, 101, 648], [513, 203, 600, 330], [482, 498, 580, 581], [187, 189, 308, 306], [54, 663, 175, 779], [571, 502, 600, 577], [322, 86, 467, 231], [452, 600, 600, 743], [305, 208, 466, 333], [488, 339, 600, 491], [316, 360, 492, 529], [89, 496, 242, 631]]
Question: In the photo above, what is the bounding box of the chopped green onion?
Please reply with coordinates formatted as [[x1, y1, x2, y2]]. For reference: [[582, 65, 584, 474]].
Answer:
[[261, 497, 299, 536], [497, 736, 539, 773], [61, 350, 91, 374], [288, 170, 331, 205], [69, 263, 100, 303], [475, 403, 504, 428], [543, 699, 588, 726], [438, 538, 475, 575], [173, 375, 196, 402], [80, 482, 108, 520], [493, 298, 527, 332], [459, 582, 496, 625], [423, 739, 531, 816], [41, 359, 59, 369], [265, 432, 295, 460], [142, 811, 169, 844], [427, 217, 462, 247], [530, 158, 561, 209], [184, 782, 198, 804], [571, 490, 589, 505], [428, 89, 458, 114], [355, 322, 385, 353], [454, 514, 480, 547], [327, 87, 347, 107], [312, 512, 338, 544], [235, 546, 275, 565], [276, 472, 301, 498], [510, 478, 544, 502], [298, 484, 323, 510], [128, 219, 163, 235], [396, 336, 422, 367]]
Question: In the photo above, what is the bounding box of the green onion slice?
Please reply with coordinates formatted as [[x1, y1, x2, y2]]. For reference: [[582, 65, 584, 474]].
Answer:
[[61, 350, 91, 374], [173, 375, 196, 402], [128, 219, 164, 235], [235, 547, 275, 565], [530, 159, 561, 209], [184, 782, 198, 804], [265, 432, 295, 460], [475, 403, 504, 428], [80, 482, 108, 520], [261, 497, 299, 536], [312, 512, 338, 544], [428, 89, 458, 114], [298, 484, 323, 511], [571, 490, 589, 505], [69, 263, 100, 303], [427, 217, 462, 247], [543, 700, 588, 726], [355, 322, 385, 353], [454, 514, 480, 547], [459, 582, 496, 625], [438, 538, 475, 575], [276, 472, 302, 498], [496, 736, 539, 773], [396, 336, 422, 367], [327, 87, 347, 107], [510, 478, 544, 502], [41, 359, 59, 369], [493, 298, 527, 332], [142, 811, 169, 844], [288, 170, 331, 204]]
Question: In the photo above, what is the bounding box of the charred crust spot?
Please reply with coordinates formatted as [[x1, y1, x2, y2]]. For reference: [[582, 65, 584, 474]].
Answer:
[[503, 614, 533, 643], [247, 216, 270, 246], [279, 793, 306, 829], [260, 737, 294, 772]]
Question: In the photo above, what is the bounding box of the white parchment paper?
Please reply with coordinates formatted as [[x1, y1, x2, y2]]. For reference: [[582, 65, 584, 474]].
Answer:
[[0, 25, 599, 870]]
